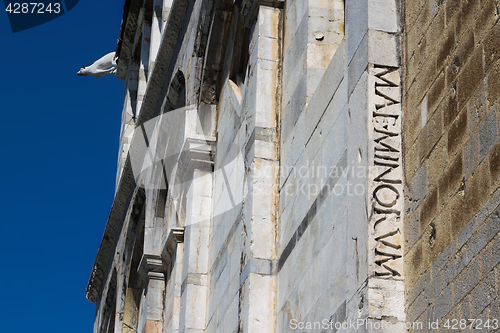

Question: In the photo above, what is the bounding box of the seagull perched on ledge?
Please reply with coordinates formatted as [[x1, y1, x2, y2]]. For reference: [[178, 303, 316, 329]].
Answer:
[[77, 52, 118, 77]]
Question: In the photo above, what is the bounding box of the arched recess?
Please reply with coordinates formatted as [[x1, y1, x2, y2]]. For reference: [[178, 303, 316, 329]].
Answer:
[[100, 270, 117, 333], [122, 207, 146, 333], [198, 0, 234, 105], [145, 69, 186, 247], [162, 70, 186, 113], [228, 9, 252, 90]]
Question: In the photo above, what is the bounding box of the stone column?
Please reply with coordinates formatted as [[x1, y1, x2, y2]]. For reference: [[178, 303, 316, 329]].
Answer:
[[162, 228, 184, 333], [149, 0, 163, 74], [177, 138, 215, 333], [345, 0, 405, 330], [139, 254, 166, 333], [239, 3, 281, 333], [137, 21, 151, 118], [117, 60, 140, 187]]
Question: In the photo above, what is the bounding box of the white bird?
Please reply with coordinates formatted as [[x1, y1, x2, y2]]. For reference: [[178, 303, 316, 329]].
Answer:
[[77, 52, 118, 77]]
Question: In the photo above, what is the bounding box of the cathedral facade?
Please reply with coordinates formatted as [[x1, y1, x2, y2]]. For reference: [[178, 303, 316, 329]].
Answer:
[[86, 0, 500, 332]]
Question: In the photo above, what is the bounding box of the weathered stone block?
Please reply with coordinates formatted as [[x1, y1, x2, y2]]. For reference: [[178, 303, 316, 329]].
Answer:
[[406, 241, 428, 288], [444, 89, 459, 129], [488, 64, 500, 112], [457, 48, 483, 112], [476, 0, 500, 43], [406, 0, 424, 28], [454, 29, 474, 74], [427, 208, 452, 264], [427, 72, 445, 116], [367, 0, 398, 33], [449, 194, 468, 239], [348, 32, 367, 97], [436, 19, 455, 68], [403, 100, 422, 148], [442, 245, 469, 286], [489, 141, 500, 183], [456, 0, 481, 39], [407, 268, 430, 307], [427, 134, 448, 189], [405, 139, 420, 183], [406, 162, 427, 215], [459, 295, 471, 321], [405, 208, 421, 253], [457, 215, 477, 250], [406, 23, 423, 60], [368, 29, 399, 67], [434, 283, 453, 320], [419, 106, 443, 163], [468, 208, 500, 261], [464, 158, 491, 217], [257, 6, 281, 39], [431, 239, 457, 279], [467, 81, 487, 132], [480, 231, 500, 278], [479, 108, 498, 161], [452, 258, 481, 306], [283, 1, 308, 54], [425, 9, 445, 57], [415, 0, 431, 35], [463, 132, 479, 180], [471, 269, 496, 317], [484, 22, 500, 73], [419, 185, 438, 232], [407, 290, 429, 322], [447, 109, 468, 158], [445, 0, 461, 24], [345, 0, 368, 62]]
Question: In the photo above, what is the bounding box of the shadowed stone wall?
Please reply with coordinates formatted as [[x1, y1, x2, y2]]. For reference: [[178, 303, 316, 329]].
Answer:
[[403, 0, 500, 329]]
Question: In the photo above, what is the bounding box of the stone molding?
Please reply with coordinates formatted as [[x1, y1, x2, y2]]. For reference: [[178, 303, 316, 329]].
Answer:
[[87, 0, 194, 302], [162, 227, 184, 260], [86, 185, 145, 303]]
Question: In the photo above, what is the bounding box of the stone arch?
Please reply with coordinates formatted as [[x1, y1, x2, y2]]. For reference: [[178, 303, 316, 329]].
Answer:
[[228, 9, 253, 89], [162, 70, 186, 113], [198, 0, 235, 104], [122, 200, 146, 333], [99, 269, 117, 333]]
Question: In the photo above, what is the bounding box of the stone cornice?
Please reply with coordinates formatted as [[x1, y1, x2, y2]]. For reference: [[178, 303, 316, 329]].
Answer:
[[115, 0, 154, 80], [115, 0, 143, 80], [134, 0, 191, 128], [86, 0, 191, 303], [162, 227, 185, 260], [85, 163, 139, 303]]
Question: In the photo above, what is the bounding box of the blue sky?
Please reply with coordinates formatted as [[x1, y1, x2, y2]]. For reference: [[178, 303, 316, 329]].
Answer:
[[0, 1, 126, 331]]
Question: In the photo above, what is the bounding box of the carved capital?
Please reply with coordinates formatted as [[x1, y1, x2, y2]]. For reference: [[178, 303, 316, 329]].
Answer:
[[139, 253, 166, 281], [177, 138, 216, 178], [162, 227, 185, 260]]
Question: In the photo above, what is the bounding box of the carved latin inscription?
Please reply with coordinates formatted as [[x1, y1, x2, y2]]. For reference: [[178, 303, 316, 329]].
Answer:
[[369, 65, 404, 278]]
